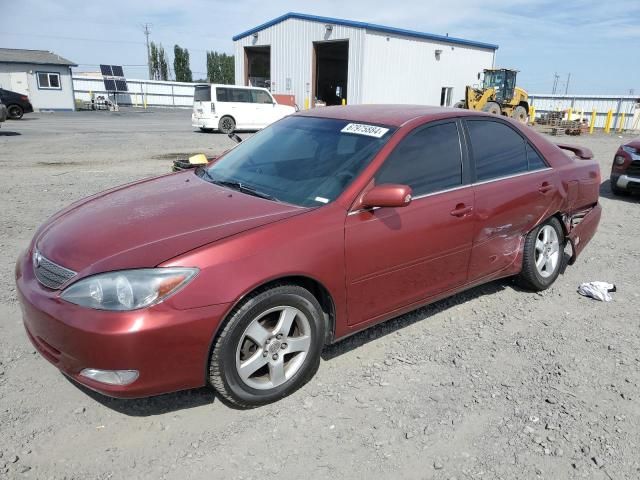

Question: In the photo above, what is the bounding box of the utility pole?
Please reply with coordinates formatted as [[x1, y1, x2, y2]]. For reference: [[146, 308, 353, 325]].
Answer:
[[142, 23, 152, 80], [552, 72, 560, 94], [564, 73, 571, 95]]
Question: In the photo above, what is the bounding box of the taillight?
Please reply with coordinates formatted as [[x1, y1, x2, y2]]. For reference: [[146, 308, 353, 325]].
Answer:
[[20, 95, 29, 101], [211, 102, 215, 113]]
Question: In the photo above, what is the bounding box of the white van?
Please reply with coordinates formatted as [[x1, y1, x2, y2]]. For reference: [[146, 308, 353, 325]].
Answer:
[[192, 84, 296, 134]]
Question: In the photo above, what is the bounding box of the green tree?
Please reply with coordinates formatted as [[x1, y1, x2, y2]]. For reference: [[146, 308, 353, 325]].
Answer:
[[206, 51, 234, 84], [174, 44, 192, 82], [150, 42, 169, 80], [158, 45, 168, 81]]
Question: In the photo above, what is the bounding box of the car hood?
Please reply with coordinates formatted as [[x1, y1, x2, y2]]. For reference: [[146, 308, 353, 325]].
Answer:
[[625, 137, 640, 150], [36, 171, 307, 275]]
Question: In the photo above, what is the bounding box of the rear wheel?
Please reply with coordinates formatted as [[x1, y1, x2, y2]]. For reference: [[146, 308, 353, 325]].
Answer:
[[208, 284, 324, 408], [516, 217, 564, 291], [512, 105, 528, 124], [219, 116, 235, 134], [482, 102, 501, 116], [7, 105, 23, 120]]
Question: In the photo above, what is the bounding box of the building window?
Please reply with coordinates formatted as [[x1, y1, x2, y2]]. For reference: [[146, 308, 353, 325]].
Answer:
[[37, 72, 61, 90]]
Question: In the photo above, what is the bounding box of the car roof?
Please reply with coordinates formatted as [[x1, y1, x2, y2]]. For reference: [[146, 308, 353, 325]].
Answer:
[[295, 104, 484, 127]]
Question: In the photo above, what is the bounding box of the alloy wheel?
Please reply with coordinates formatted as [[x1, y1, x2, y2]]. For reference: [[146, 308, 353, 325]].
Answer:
[[235, 306, 311, 390], [534, 225, 560, 278]]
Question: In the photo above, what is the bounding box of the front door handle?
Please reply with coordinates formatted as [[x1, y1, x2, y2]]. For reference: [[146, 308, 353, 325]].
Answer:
[[538, 182, 555, 194], [450, 203, 473, 217]]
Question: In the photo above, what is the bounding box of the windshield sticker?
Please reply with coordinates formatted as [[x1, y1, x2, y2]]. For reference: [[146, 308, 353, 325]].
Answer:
[[314, 196, 329, 204], [341, 123, 389, 138]]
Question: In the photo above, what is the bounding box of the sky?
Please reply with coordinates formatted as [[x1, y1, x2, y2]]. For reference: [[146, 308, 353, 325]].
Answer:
[[1, 0, 639, 95]]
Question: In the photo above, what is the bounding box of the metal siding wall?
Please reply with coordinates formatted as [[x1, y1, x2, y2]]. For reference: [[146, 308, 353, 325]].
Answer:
[[529, 94, 640, 130], [234, 18, 365, 107], [361, 31, 494, 105]]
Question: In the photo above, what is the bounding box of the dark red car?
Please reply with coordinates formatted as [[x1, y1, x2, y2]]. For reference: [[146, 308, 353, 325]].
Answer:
[[16, 106, 601, 407], [610, 137, 640, 195]]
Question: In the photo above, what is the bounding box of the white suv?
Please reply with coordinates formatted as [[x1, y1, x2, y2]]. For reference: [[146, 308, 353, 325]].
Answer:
[[192, 84, 295, 134]]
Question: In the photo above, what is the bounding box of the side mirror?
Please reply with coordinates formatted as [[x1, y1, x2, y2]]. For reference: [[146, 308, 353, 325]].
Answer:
[[361, 184, 412, 209]]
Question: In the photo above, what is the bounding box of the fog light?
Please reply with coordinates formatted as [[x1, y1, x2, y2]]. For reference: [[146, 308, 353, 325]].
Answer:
[[614, 155, 626, 165], [80, 368, 139, 385]]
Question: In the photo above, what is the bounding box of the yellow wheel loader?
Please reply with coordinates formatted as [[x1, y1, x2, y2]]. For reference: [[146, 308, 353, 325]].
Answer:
[[454, 69, 529, 123]]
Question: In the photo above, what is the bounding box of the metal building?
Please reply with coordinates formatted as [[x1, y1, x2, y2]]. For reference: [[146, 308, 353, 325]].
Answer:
[[0, 48, 77, 111], [233, 13, 498, 109]]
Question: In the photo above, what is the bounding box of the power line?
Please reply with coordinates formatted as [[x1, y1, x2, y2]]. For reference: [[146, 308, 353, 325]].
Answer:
[[2, 32, 143, 45]]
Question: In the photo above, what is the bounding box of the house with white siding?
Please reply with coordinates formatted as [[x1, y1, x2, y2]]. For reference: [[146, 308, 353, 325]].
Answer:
[[0, 48, 77, 111]]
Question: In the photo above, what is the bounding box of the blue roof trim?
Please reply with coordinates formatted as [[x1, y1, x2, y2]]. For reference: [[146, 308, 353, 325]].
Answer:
[[232, 12, 498, 50]]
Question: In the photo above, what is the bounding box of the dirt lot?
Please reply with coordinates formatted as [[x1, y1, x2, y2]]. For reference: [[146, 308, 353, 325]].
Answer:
[[0, 109, 638, 480]]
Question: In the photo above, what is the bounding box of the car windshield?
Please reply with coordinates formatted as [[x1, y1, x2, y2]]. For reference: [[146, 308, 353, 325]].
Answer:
[[200, 116, 396, 207]]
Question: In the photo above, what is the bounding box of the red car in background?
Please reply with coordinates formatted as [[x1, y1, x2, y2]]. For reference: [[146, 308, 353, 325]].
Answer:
[[15, 106, 601, 408], [610, 137, 640, 195]]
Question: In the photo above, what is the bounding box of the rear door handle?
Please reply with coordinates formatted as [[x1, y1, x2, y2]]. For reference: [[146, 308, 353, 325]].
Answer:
[[539, 182, 555, 194], [450, 203, 473, 217]]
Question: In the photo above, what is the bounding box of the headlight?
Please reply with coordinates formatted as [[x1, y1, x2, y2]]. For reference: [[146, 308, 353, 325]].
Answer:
[[622, 145, 639, 159], [60, 268, 198, 311]]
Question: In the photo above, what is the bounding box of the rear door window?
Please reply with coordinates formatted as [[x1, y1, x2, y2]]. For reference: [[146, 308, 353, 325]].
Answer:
[[252, 89, 273, 104], [194, 85, 211, 102], [228, 88, 252, 103], [466, 120, 527, 181], [376, 122, 463, 196]]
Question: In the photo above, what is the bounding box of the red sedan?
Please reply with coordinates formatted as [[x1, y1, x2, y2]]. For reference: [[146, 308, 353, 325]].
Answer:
[[610, 136, 640, 195], [15, 106, 601, 407]]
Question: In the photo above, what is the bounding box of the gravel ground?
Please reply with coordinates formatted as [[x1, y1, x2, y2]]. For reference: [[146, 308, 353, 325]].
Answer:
[[0, 109, 638, 480]]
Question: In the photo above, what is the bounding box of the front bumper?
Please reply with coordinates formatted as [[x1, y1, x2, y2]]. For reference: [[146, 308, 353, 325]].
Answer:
[[15, 250, 231, 398], [613, 174, 640, 193]]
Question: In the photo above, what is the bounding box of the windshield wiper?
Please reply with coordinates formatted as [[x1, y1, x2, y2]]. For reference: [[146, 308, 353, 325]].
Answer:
[[212, 179, 278, 202]]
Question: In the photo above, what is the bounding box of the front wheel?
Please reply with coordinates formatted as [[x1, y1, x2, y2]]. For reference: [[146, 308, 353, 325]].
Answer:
[[482, 102, 501, 116], [516, 217, 564, 291], [610, 177, 627, 196], [7, 105, 24, 120], [208, 284, 325, 408]]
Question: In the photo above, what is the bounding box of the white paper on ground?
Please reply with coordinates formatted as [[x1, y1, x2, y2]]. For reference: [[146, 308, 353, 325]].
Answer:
[[577, 281, 616, 302]]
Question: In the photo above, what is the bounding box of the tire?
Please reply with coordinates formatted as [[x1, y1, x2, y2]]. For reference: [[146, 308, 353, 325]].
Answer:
[[7, 105, 23, 120], [482, 102, 501, 116], [208, 284, 325, 408], [516, 217, 564, 291], [218, 116, 235, 134], [199, 127, 213, 133], [512, 105, 528, 124], [610, 177, 627, 196]]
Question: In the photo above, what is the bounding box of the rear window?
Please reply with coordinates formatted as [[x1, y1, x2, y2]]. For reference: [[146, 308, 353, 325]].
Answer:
[[194, 85, 211, 102]]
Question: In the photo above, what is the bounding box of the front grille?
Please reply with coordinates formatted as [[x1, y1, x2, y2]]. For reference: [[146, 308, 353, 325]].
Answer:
[[627, 160, 640, 177], [33, 250, 77, 290]]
